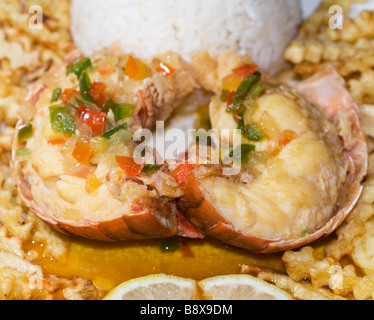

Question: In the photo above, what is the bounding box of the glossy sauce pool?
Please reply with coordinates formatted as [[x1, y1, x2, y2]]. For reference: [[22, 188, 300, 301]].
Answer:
[[28, 235, 286, 293]]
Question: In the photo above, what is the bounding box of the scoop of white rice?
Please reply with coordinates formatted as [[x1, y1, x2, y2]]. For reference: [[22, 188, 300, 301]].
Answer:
[[70, 0, 302, 73]]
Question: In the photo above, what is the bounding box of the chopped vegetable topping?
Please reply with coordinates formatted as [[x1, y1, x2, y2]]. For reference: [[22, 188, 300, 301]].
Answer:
[[225, 91, 235, 106], [76, 105, 107, 136], [101, 99, 116, 113], [90, 136, 107, 153], [79, 71, 96, 104], [142, 164, 163, 174], [17, 123, 33, 142], [249, 84, 265, 99], [231, 144, 256, 165], [88, 82, 108, 108], [226, 71, 261, 115], [222, 73, 243, 93], [171, 164, 193, 185], [102, 123, 127, 140], [16, 148, 31, 157], [85, 173, 102, 194], [156, 62, 175, 77], [72, 141, 94, 164], [238, 120, 265, 142], [61, 88, 80, 105], [232, 64, 258, 77], [114, 103, 137, 120], [49, 106, 76, 135], [66, 57, 92, 79], [124, 55, 151, 81], [116, 156, 145, 177], [222, 63, 258, 92], [51, 88, 62, 103]]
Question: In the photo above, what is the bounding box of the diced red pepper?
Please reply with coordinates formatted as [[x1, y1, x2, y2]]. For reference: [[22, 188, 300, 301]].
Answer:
[[76, 105, 107, 136], [88, 82, 108, 108], [61, 88, 80, 104], [226, 91, 235, 106], [171, 164, 193, 185], [72, 141, 94, 164], [116, 156, 145, 177], [232, 64, 258, 77], [156, 62, 175, 77]]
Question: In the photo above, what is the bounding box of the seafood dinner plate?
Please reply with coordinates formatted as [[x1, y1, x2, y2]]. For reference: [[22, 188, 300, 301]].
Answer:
[[1, 0, 374, 301]]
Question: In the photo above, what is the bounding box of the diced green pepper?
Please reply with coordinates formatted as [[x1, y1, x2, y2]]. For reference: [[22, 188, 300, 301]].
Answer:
[[51, 88, 62, 103], [114, 103, 137, 120], [16, 148, 31, 157], [249, 84, 265, 99], [49, 106, 76, 135], [245, 124, 265, 142], [66, 57, 92, 79], [142, 164, 163, 174], [17, 123, 33, 142], [79, 72, 96, 104], [102, 99, 137, 120], [232, 144, 256, 165], [226, 71, 261, 115], [75, 96, 85, 107], [102, 123, 127, 140], [238, 120, 265, 142], [101, 99, 116, 113]]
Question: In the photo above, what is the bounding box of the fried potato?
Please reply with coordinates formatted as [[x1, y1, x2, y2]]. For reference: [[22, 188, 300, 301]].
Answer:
[[0, 251, 103, 300]]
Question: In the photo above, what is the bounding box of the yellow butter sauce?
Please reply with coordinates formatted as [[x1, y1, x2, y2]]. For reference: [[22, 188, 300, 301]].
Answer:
[[29, 236, 285, 293]]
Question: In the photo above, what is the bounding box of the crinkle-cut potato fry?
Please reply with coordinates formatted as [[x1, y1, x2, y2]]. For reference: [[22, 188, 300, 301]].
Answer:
[[0, 0, 73, 98], [241, 265, 346, 300], [348, 71, 374, 105], [285, 38, 374, 67], [298, 0, 362, 39], [0, 0, 71, 50], [325, 154, 374, 262], [325, 10, 374, 43], [283, 1, 374, 106]]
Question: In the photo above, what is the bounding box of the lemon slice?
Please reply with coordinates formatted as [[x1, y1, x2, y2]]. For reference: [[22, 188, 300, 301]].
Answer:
[[198, 275, 292, 300], [103, 274, 197, 300]]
